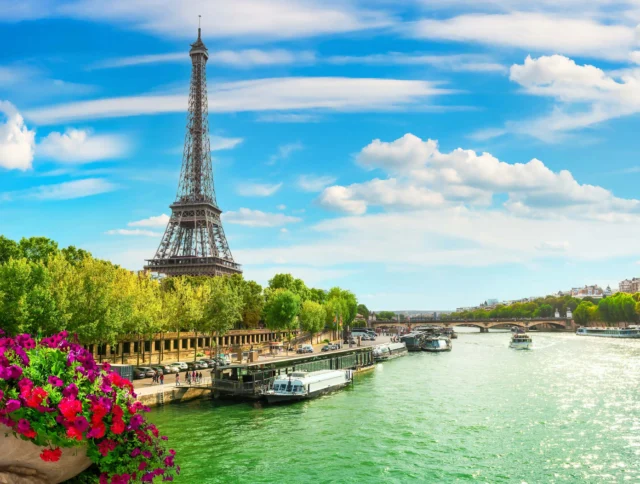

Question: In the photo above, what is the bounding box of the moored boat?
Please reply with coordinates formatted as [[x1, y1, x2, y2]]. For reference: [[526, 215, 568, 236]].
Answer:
[[576, 327, 640, 338], [373, 342, 408, 361], [421, 336, 452, 352], [509, 332, 532, 350], [264, 370, 352, 404], [400, 333, 423, 352]]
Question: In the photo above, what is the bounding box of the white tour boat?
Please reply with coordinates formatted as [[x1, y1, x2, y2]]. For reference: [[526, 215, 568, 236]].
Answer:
[[576, 327, 640, 338], [373, 342, 408, 362], [264, 369, 353, 404], [509, 332, 532, 350]]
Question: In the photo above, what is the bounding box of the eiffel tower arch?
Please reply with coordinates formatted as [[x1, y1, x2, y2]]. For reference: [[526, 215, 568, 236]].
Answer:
[[145, 27, 241, 277]]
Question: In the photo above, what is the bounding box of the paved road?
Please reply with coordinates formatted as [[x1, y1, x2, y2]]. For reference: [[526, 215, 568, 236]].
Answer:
[[132, 335, 392, 390]]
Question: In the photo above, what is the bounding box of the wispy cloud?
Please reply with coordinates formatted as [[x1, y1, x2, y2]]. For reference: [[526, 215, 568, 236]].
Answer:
[[256, 113, 323, 123], [236, 182, 283, 197], [25, 78, 453, 125], [210, 135, 243, 151], [267, 142, 304, 165], [0, 101, 35, 171], [297, 174, 337, 192], [1, 178, 118, 201], [128, 214, 170, 227], [90, 49, 315, 70], [105, 229, 161, 237], [327, 52, 506, 73], [222, 208, 302, 227]]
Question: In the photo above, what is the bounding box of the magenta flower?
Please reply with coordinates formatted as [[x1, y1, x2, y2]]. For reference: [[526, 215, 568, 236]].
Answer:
[[73, 415, 89, 432], [48, 375, 64, 387], [17, 419, 31, 434], [62, 383, 78, 398], [142, 450, 152, 459], [130, 448, 141, 458], [5, 399, 21, 412]]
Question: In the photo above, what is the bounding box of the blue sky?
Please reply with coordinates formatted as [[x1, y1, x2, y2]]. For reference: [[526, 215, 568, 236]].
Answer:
[[2, 0, 640, 310]]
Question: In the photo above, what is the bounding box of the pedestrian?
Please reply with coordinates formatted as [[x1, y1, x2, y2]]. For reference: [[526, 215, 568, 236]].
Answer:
[[160, 373, 164, 385], [198, 371, 202, 383], [192, 370, 196, 382], [175, 373, 180, 386]]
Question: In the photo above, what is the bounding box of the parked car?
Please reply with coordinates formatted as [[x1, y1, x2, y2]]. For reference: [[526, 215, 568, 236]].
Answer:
[[137, 367, 155, 378], [321, 345, 332, 352], [216, 354, 231, 366], [152, 365, 172, 375], [165, 364, 180, 373], [196, 360, 209, 368], [133, 368, 147, 380], [296, 344, 314, 354], [343, 338, 356, 345], [170, 362, 188, 371], [330, 344, 339, 350]]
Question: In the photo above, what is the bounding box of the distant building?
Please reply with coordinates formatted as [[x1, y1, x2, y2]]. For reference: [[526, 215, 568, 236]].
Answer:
[[619, 279, 633, 293], [487, 299, 499, 306], [571, 285, 605, 299], [604, 285, 613, 297]]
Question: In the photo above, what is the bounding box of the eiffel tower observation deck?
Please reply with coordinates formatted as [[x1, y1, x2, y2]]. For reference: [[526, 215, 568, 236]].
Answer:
[[145, 26, 241, 277]]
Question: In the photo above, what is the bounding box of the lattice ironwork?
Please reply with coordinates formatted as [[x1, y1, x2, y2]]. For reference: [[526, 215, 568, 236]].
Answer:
[[145, 27, 241, 277]]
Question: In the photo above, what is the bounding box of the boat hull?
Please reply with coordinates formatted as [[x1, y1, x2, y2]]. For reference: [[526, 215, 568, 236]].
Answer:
[[509, 342, 532, 350], [422, 347, 451, 352], [265, 382, 350, 404]]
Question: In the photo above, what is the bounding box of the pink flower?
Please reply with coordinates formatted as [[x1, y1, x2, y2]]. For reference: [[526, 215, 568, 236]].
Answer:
[[138, 462, 147, 471], [5, 399, 21, 413], [62, 383, 78, 398], [48, 375, 64, 387], [73, 415, 89, 432], [130, 448, 141, 458]]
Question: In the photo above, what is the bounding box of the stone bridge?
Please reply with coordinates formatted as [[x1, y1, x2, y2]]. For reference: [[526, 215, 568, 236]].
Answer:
[[371, 318, 573, 333]]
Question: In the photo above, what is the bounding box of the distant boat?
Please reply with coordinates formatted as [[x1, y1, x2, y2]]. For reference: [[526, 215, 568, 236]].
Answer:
[[510, 333, 532, 350], [373, 342, 408, 362], [264, 370, 352, 404], [576, 327, 640, 338], [422, 336, 452, 352]]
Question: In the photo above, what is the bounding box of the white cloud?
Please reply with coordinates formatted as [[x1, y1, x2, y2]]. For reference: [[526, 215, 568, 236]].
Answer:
[[319, 178, 445, 214], [280, 228, 289, 233], [37, 128, 129, 164], [256, 113, 322, 123], [318, 133, 640, 217], [1, 178, 117, 201], [234, 207, 640, 269], [297, 174, 338, 192], [0, 101, 35, 171], [276, 204, 286, 210], [128, 214, 170, 227], [105, 229, 161, 237], [327, 52, 506, 73], [476, 55, 640, 141], [236, 182, 283, 197], [91, 49, 315, 69], [25, 77, 452, 125], [210, 135, 243, 151], [411, 13, 635, 61], [60, 0, 391, 40], [536, 241, 571, 252], [268, 142, 304, 165], [222, 208, 302, 227]]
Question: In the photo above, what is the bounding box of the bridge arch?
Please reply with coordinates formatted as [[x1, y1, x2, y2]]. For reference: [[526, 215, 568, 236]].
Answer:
[[528, 321, 567, 330]]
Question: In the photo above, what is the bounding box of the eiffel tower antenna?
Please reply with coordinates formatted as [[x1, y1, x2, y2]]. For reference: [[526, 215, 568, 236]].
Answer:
[[145, 23, 241, 277]]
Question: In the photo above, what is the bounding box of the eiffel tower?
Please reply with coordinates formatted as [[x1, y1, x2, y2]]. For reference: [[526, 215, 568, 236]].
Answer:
[[145, 26, 241, 277]]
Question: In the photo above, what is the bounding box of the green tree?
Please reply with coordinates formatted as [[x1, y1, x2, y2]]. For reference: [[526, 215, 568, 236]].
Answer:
[[204, 277, 243, 365], [357, 304, 370, 320], [264, 289, 301, 353], [299, 300, 325, 344], [538, 304, 554, 317], [574, 301, 596, 326], [18, 237, 59, 263], [377, 311, 396, 321], [0, 235, 20, 264]]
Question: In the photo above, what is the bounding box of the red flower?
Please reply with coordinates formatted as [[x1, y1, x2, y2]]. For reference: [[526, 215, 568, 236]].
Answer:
[[66, 425, 83, 441], [111, 419, 125, 435], [112, 405, 124, 419], [87, 422, 106, 439], [96, 439, 117, 457], [91, 402, 108, 423], [22, 429, 37, 439], [58, 397, 82, 420], [40, 447, 62, 462], [25, 387, 48, 409]]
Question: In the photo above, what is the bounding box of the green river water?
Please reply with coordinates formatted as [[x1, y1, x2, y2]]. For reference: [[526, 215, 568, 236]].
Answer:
[[148, 331, 640, 483]]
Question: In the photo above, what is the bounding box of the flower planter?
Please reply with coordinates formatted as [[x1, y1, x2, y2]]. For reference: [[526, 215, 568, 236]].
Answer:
[[0, 426, 91, 484]]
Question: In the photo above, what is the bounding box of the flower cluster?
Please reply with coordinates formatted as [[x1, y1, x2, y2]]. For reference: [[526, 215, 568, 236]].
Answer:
[[0, 330, 178, 483]]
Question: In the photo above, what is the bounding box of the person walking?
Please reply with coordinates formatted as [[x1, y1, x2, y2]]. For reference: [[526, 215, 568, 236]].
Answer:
[[192, 370, 196, 382], [160, 373, 164, 385], [175, 373, 180, 386]]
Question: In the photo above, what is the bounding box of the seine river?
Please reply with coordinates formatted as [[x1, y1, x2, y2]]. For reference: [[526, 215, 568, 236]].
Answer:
[[149, 331, 640, 483]]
